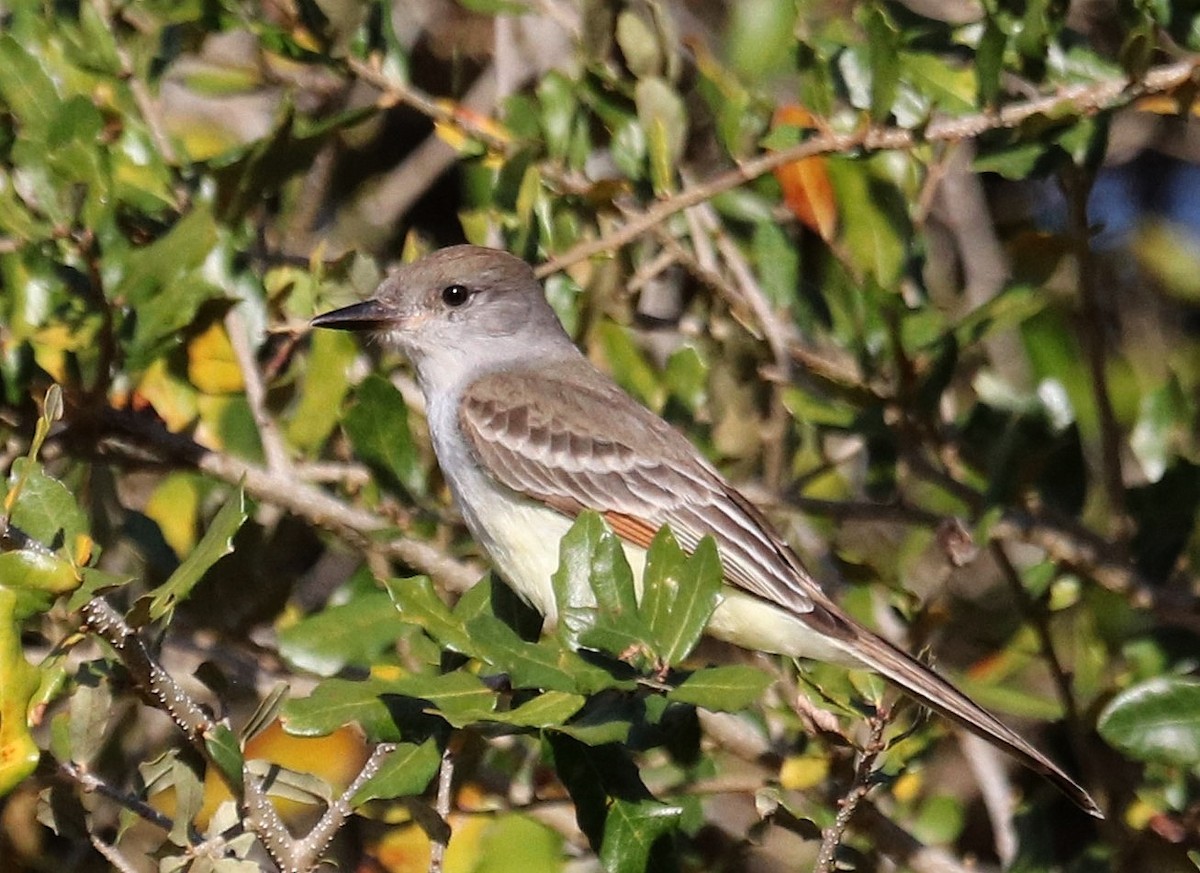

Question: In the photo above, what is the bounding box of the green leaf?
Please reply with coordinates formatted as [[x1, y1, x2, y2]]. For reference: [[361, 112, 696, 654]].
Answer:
[[0, 588, 40, 796], [283, 670, 496, 740], [283, 676, 409, 742], [352, 739, 441, 804], [1098, 676, 1200, 767], [492, 691, 586, 728], [0, 551, 80, 617], [385, 576, 475, 655], [467, 614, 587, 693], [120, 219, 226, 372], [976, 17, 1007, 107], [641, 532, 723, 667], [288, 329, 356, 451], [67, 678, 111, 767], [388, 671, 497, 722], [727, 0, 796, 80], [667, 665, 773, 711], [599, 798, 682, 873], [6, 458, 88, 550], [861, 4, 900, 121], [342, 374, 425, 496], [0, 35, 59, 139], [137, 486, 247, 624], [205, 724, 244, 793], [634, 77, 686, 196], [594, 322, 666, 412], [536, 72, 578, 161], [828, 158, 909, 288], [552, 512, 633, 649], [752, 221, 800, 309], [278, 590, 399, 676]]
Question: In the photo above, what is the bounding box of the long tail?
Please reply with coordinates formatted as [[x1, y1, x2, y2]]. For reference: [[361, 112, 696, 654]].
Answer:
[[833, 619, 1103, 818]]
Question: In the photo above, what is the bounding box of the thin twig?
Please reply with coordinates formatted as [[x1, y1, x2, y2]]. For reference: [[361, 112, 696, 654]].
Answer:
[[429, 740, 456, 873], [814, 709, 891, 873], [533, 57, 1200, 278], [226, 306, 292, 477], [291, 742, 399, 870], [61, 761, 189, 840], [81, 599, 213, 741], [89, 834, 142, 873], [957, 733, 1018, 864]]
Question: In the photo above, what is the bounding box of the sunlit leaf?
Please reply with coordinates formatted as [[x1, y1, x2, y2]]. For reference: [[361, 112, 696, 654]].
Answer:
[[352, 739, 441, 805], [1099, 676, 1200, 767], [667, 665, 773, 711]]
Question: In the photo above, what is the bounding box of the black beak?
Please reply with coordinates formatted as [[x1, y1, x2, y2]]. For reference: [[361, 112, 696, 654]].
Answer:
[[310, 299, 394, 331]]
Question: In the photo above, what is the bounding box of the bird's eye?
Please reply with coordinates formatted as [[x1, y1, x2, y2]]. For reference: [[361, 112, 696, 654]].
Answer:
[[441, 284, 470, 307]]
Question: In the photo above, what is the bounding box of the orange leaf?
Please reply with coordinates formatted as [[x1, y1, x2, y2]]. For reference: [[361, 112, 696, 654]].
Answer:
[[770, 105, 838, 241]]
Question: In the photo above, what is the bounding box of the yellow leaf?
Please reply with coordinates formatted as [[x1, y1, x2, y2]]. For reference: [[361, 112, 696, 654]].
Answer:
[[187, 322, 244, 395], [145, 474, 200, 558], [135, 358, 199, 432], [779, 753, 829, 790], [892, 770, 923, 803]]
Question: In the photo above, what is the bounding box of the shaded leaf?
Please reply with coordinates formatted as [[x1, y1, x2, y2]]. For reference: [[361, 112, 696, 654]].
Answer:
[[343, 374, 426, 496], [137, 485, 247, 624]]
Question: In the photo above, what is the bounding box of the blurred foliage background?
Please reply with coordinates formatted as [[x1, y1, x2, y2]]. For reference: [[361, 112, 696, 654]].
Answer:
[[1, 0, 1199, 871]]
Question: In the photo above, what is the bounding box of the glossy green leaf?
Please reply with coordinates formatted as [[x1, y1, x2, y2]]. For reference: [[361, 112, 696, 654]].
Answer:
[[640, 530, 722, 667], [205, 724, 244, 793], [552, 511, 637, 649], [666, 665, 773, 711], [1099, 676, 1200, 767], [282, 676, 408, 742], [492, 691, 586, 728], [352, 739, 441, 804], [469, 614, 576, 692], [278, 590, 399, 676], [385, 576, 475, 655], [599, 798, 682, 873], [5, 458, 88, 551]]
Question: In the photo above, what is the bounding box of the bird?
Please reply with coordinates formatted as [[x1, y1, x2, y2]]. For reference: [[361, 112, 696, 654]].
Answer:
[[311, 244, 1102, 818]]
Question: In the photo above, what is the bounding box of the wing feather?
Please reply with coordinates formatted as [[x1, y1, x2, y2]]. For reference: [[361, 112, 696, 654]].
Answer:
[[458, 364, 819, 617]]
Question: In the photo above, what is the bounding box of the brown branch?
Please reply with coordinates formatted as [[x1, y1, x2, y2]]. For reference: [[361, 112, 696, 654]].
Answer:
[[534, 57, 1200, 277], [81, 599, 214, 741], [90, 407, 483, 594], [288, 742, 398, 871], [814, 709, 892, 873], [429, 741, 456, 873]]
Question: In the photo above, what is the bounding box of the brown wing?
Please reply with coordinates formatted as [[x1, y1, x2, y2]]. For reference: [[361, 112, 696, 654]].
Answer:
[[457, 361, 821, 617]]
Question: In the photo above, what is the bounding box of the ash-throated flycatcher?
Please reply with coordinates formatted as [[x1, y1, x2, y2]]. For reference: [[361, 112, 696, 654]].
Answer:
[[312, 245, 1100, 817]]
